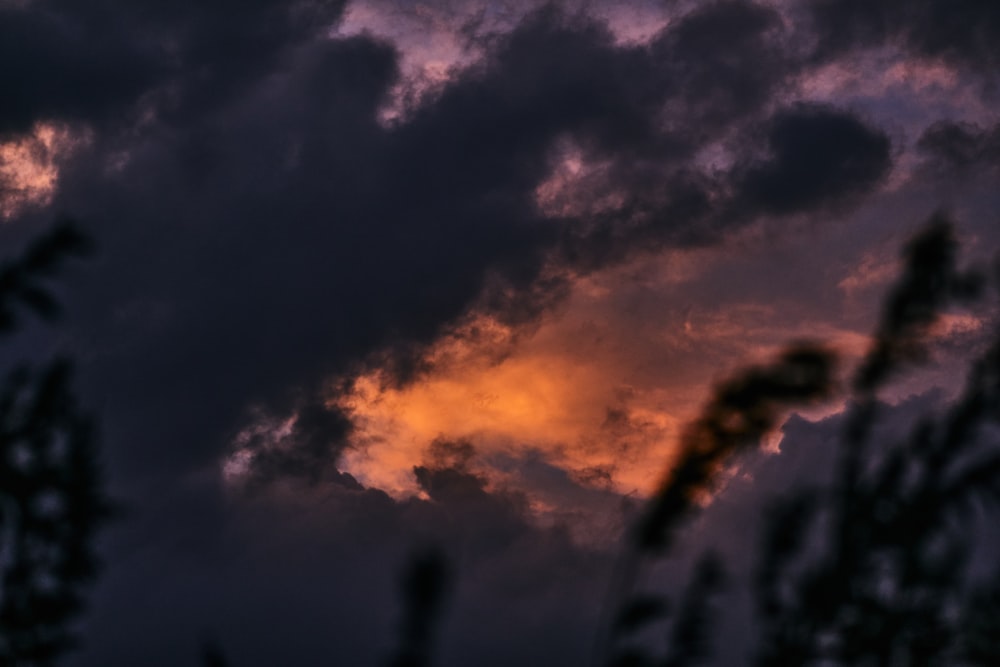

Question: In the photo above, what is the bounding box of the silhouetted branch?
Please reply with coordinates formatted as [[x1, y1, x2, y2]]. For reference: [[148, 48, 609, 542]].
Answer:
[[755, 215, 1000, 666], [638, 345, 835, 554], [201, 640, 231, 667], [0, 219, 93, 334], [602, 345, 835, 666], [0, 221, 110, 666], [387, 547, 451, 667], [662, 553, 726, 667], [601, 213, 1000, 667]]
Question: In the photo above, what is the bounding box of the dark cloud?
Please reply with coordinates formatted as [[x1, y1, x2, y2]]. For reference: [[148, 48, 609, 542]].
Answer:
[[731, 103, 892, 217], [412, 464, 533, 556], [60, 33, 403, 481], [806, 0, 1000, 74], [423, 438, 476, 471], [0, 0, 349, 136], [649, 0, 791, 131], [236, 400, 359, 488], [69, 452, 612, 667], [917, 120, 1000, 172], [0, 5, 974, 495], [403, 455, 612, 667], [27, 1, 862, 488], [0, 4, 161, 136]]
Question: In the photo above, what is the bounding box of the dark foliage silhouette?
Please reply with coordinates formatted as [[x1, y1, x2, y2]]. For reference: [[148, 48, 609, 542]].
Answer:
[[602, 213, 1000, 666], [0, 221, 111, 665], [603, 344, 836, 667], [0, 223, 92, 334], [200, 640, 230, 667], [749, 216, 994, 667], [387, 547, 451, 667], [200, 548, 452, 667]]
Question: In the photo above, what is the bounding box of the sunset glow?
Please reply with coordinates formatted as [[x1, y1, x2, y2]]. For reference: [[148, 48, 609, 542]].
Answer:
[[0, 123, 83, 219], [5, 0, 999, 663], [336, 321, 680, 497]]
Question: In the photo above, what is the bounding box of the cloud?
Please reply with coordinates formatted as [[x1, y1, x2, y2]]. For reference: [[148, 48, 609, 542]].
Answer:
[[0, 0, 350, 135], [917, 119, 1000, 172], [650, 0, 791, 129], [22, 1, 891, 491], [730, 103, 892, 216], [806, 0, 1000, 75], [0, 3, 164, 136], [225, 399, 358, 489], [0, 122, 89, 219], [72, 446, 614, 667]]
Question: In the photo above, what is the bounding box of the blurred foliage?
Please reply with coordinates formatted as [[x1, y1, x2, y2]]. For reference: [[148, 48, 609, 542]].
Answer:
[[604, 214, 1000, 667], [0, 220, 111, 665], [388, 547, 451, 667]]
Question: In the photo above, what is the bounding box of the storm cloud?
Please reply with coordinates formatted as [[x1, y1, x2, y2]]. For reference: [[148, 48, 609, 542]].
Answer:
[[4, 0, 894, 488], [1, 0, 997, 665]]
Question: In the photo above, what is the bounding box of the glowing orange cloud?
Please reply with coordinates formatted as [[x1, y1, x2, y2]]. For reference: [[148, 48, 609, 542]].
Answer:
[[335, 312, 683, 498], [326, 246, 876, 502], [0, 123, 87, 220]]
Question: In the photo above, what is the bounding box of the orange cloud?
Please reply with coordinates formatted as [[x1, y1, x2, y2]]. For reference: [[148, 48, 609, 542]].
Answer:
[[328, 251, 873, 502], [335, 311, 684, 497], [0, 123, 87, 220]]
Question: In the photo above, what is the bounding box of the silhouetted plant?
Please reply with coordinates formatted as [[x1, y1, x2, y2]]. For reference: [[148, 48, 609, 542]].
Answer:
[[197, 549, 453, 667], [602, 344, 836, 666], [603, 213, 1000, 667], [387, 547, 451, 667], [0, 220, 111, 665], [751, 217, 998, 667], [200, 640, 231, 667], [0, 223, 92, 334]]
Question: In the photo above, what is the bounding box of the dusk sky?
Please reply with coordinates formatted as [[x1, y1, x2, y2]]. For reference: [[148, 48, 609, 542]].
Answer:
[[2, 0, 1000, 665]]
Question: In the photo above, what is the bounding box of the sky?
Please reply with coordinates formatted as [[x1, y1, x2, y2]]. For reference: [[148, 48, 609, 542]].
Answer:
[[2, 0, 1000, 665]]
